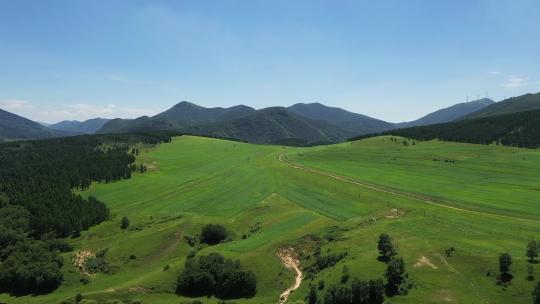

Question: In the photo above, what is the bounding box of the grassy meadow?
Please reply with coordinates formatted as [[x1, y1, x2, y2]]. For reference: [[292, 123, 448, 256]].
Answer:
[[2, 135, 540, 304]]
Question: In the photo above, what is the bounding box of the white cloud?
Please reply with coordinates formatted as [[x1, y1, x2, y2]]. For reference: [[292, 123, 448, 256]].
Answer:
[[0, 99, 36, 110], [104, 73, 142, 84], [503, 75, 530, 88], [1, 99, 159, 123]]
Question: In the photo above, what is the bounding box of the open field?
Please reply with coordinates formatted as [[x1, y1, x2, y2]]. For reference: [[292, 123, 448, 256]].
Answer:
[[3, 135, 540, 304]]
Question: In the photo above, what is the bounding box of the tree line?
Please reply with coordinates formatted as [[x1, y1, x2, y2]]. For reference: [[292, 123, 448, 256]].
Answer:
[[0, 131, 178, 295], [348, 109, 540, 148]]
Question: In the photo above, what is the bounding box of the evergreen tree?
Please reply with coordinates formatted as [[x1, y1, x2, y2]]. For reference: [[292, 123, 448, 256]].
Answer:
[[377, 233, 396, 262], [120, 216, 130, 231], [499, 253, 513, 283], [527, 240, 538, 263], [385, 257, 407, 296]]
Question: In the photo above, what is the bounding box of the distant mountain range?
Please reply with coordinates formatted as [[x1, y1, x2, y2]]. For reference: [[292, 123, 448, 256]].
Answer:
[[47, 118, 110, 134], [96, 98, 500, 144], [183, 107, 352, 145], [461, 93, 540, 119], [287, 102, 394, 134], [0, 108, 72, 142], [398, 98, 495, 127], [98, 102, 356, 144], [2, 92, 539, 144]]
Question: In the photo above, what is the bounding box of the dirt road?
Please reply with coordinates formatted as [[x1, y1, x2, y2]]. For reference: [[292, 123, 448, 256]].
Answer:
[[278, 152, 540, 224]]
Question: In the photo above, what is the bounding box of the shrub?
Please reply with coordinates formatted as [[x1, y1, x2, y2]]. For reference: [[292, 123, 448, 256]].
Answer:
[[200, 224, 228, 245], [95, 248, 108, 259], [80, 276, 91, 285], [85, 257, 109, 274], [316, 252, 348, 270]]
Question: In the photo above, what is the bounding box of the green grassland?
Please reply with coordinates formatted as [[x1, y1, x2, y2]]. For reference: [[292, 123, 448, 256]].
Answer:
[[3, 135, 540, 304]]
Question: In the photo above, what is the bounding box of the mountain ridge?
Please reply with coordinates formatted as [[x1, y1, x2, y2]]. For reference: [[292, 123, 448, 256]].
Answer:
[[397, 98, 495, 127], [0, 108, 74, 141], [48, 118, 110, 134], [461, 92, 540, 119]]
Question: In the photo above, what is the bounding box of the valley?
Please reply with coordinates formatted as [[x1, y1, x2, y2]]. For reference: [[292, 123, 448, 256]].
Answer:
[[2, 135, 539, 303]]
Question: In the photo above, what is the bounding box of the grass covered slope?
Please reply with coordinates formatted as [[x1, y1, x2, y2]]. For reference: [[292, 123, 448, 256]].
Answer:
[[3, 136, 540, 304], [289, 136, 540, 219]]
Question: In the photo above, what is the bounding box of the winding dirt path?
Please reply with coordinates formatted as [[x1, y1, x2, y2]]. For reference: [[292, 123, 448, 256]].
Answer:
[[277, 247, 303, 304], [278, 152, 540, 224]]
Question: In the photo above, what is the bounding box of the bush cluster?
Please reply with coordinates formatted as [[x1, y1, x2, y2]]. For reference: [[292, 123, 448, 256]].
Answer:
[[176, 253, 256, 299]]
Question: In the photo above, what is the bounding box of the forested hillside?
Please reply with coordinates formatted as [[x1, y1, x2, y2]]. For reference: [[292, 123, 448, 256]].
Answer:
[[287, 102, 394, 134], [359, 109, 540, 148], [462, 92, 540, 119], [0, 131, 177, 295], [397, 98, 494, 127], [184, 107, 352, 144]]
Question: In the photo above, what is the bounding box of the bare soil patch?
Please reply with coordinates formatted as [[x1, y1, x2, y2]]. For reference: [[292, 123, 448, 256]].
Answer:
[[414, 256, 438, 269], [277, 247, 303, 304], [72, 249, 95, 276], [386, 208, 404, 219]]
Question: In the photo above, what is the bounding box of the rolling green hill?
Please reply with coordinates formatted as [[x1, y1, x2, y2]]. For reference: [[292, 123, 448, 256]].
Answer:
[[462, 92, 540, 119], [2, 135, 539, 304], [0, 108, 72, 141]]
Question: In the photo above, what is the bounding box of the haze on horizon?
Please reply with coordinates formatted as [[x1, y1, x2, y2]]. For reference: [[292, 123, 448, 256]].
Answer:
[[0, 0, 539, 124]]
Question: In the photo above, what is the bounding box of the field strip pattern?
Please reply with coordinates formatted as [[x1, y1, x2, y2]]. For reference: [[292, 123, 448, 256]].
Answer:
[[278, 152, 540, 224]]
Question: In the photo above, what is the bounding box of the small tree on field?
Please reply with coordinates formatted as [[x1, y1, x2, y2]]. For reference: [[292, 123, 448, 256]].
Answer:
[[527, 240, 539, 263], [499, 253, 513, 283], [378, 233, 396, 262], [120, 216, 130, 232], [385, 257, 408, 296], [200, 224, 228, 245], [527, 264, 535, 281]]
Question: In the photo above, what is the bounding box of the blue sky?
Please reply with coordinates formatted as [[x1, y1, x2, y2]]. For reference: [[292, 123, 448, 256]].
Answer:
[[1, 0, 539, 123]]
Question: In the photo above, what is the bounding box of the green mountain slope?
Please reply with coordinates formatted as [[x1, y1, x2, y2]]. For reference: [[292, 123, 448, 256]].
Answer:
[[98, 116, 179, 134], [462, 92, 540, 119], [0, 108, 72, 141], [48, 118, 110, 134], [287, 102, 394, 135], [185, 107, 353, 144], [374, 109, 540, 148], [98, 103, 354, 144]]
